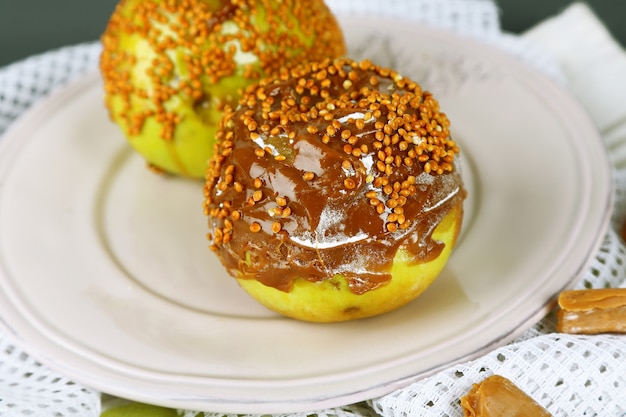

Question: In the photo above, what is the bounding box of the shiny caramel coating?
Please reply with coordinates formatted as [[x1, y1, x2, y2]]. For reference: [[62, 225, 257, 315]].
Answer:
[[204, 58, 465, 294]]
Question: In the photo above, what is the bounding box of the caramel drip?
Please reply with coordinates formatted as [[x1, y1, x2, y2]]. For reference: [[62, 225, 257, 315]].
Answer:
[[204, 58, 465, 294]]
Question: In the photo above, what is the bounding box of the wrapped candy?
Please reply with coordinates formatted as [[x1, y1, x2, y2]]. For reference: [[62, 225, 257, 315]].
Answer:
[[461, 375, 552, 417], [557, 288, 626, 334]]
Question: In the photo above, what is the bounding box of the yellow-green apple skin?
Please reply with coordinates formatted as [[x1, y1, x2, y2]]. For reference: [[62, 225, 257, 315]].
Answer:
[[204, 58, 465, 323], [100, 0, 346, 178], [237, 203, 463, 322]]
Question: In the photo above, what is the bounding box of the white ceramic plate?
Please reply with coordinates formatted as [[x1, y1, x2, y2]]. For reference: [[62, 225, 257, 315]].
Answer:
[[0, 17, 612, 414]]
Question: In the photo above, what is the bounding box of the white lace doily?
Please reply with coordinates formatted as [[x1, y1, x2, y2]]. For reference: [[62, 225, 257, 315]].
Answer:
[[0, 1, 624, 416]]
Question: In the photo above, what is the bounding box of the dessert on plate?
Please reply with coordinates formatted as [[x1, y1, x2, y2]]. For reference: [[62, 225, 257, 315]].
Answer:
[[204, 57, 466, 322]]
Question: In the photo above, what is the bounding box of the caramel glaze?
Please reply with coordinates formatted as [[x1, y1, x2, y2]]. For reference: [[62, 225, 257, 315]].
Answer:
[[204, 58, 466, 294]]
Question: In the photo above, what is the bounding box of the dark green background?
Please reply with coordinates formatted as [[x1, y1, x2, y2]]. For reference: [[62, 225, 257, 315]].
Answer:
[[1, 1, 625, 68]]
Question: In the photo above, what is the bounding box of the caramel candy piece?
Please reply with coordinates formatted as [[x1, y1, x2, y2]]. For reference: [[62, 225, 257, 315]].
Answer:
[[461, 375, 552, 417], [557, 288, 626, 334]]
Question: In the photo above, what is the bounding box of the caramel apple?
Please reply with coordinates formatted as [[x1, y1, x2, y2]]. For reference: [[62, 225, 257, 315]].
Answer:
[[100, 0, 345, 178], [204, 58, 465, 322]]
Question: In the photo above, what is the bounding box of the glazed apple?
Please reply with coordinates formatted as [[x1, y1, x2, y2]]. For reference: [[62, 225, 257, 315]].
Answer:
[[100, 0, 346, 178], [204, 58, 466, 322]]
